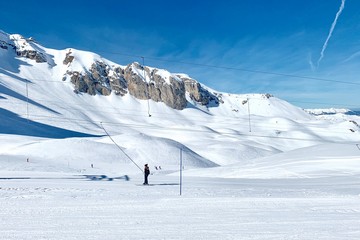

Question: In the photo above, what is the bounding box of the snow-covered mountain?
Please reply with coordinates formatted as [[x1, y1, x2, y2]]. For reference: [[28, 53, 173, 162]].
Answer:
[[1, 30, 360, 177]]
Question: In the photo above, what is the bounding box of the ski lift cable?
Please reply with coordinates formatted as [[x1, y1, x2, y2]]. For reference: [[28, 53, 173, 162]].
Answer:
[[100, 122, 143, 173]]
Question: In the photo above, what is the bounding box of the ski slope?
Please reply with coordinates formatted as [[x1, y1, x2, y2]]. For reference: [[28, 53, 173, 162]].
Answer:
[[1, 172, 360, 240], [1, 31, 360, 239]]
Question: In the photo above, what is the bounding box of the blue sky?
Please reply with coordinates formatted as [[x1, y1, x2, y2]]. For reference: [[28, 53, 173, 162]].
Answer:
[[1, 0, 360, 109]]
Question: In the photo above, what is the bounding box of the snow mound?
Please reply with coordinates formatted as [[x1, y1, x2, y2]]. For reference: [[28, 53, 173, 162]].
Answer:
[[1, 133, 217, 174], [184, 143, 360, 178]]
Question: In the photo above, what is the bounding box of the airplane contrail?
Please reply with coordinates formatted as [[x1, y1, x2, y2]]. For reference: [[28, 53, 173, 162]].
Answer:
[[317, 0, 346, 68]]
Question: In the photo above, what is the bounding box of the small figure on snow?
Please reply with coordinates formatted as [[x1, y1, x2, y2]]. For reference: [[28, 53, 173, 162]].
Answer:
[[143, 164, 150, 185]]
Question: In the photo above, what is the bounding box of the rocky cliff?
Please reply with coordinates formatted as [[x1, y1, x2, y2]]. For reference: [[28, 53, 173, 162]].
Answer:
[[62, 52, 220, 110], [1, 33, 49, 63], [1, 31, 221, 110]]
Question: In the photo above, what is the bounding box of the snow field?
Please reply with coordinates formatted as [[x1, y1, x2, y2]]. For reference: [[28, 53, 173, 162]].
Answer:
[[1, 31, 360, 239], [1, 174, 360, 240]]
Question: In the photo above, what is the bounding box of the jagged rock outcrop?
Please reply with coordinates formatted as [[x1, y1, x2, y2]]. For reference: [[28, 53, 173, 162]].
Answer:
[[63, 57, 221, 110], [63, 50, 74, 65], [124, 63, 149, 100], [6, 34, 49, 63], [124, 63, 187, 110], [178, 75, 220, 106], [69, 71, 92, 94], [2, 31, 224, 111], [66, 60, 128, 96], [16, 50, 47, 63], [109, 67, 128, 96]]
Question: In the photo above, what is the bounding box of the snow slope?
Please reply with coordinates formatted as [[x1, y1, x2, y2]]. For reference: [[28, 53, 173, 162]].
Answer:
[[1, 30, 360, 240], [1, 31, 360, 177]]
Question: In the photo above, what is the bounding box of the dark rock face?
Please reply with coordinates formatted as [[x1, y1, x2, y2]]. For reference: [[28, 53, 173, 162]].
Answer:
[[64, 60, 221, 110], [124, 63, 187, 110], [63, 51, 74, 65], [155, 75, 187, 110], [179, 75, 220, 106], [3, 32, 223, 110], [124, 63, 149, 100], [6, 34, 49, 63], [65, 58, 128, 97], [16, 50, 47, 63], [109, 67, 128, 96], [70, 71, 92, 94]]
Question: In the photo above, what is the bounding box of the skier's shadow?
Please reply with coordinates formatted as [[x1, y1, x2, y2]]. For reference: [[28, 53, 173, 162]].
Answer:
[[83, 175, 130, 181], [141, 183, 180, 186], [154, 183, 179, 186]]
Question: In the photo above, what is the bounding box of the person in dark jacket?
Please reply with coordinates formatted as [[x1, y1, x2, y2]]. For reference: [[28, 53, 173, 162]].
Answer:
[[143, 164, 150, 185]]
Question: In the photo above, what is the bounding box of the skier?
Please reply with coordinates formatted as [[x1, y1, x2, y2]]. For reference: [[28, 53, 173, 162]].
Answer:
[[143, 164, 150, 185]]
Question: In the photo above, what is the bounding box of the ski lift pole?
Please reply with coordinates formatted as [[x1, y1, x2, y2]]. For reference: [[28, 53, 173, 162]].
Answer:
[[180, 148, 183, 196], [356, 144, 360, 151], [100, 122, 143, 173], [247, 98, 251, 132]]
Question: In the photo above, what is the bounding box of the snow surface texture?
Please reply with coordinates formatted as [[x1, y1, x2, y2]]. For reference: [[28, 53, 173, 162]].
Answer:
[[1, 31, 360, 239], [1, 174, 360, 240]]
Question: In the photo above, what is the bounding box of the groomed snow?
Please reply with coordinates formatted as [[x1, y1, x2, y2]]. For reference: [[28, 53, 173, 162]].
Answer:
[[1, 172, 360, 240]]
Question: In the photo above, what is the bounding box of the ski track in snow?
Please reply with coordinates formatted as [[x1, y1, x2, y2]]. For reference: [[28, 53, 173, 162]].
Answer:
[[1, 174, 360, 240]]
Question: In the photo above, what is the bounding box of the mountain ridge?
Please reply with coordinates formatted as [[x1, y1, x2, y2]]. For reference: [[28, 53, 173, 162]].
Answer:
[[1, 30, 360, 172], [1, 31, 222, 110]]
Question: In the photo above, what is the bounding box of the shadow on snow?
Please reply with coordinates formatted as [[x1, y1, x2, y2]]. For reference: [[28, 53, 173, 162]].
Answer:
[[0, 108, 99, 138]]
